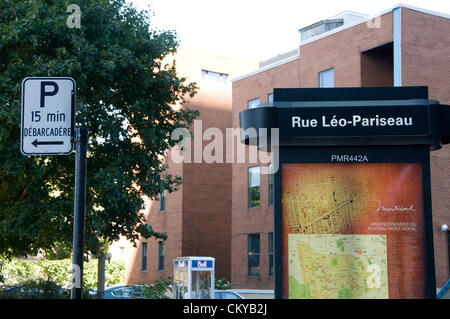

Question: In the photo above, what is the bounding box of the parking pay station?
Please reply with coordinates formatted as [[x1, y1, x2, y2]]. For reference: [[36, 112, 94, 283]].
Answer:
[[173, 257, 215, 299]]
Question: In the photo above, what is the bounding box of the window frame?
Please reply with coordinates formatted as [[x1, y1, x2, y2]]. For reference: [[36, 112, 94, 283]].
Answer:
[[318, 67, 335, 88], [247, 233, 261, 277], [140, 242, 148, 272], [268, 232, 274, 277], [157, 241, 165, 272], [268, 163, 274, 207], [247, 97, 261, 109], [201, 69, 229, 89], [248, 166, 261, 209], [158, 190, 166, 212]]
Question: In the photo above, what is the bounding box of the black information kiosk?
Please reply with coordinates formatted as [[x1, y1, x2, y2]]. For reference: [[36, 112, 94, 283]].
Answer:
[[239, 86, 450, 299]]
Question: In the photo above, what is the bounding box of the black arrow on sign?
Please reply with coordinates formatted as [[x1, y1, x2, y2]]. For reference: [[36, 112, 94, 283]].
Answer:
[[31, 139, 64, 148]]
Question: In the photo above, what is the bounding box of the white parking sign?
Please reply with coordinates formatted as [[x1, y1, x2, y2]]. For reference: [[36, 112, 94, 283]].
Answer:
[[21, 77, 76, 155]]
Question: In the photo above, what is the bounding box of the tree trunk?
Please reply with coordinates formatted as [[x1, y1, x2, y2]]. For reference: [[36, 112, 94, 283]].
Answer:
[[97, 252, 106, 299]]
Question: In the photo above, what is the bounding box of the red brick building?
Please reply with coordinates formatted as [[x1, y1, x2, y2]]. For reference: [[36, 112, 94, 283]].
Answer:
[[231, 4, 450, 290], [123, 47, 257, 284]]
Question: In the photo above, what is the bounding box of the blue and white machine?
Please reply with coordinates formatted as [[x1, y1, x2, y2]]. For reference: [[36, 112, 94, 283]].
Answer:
[[173, 257, 215, 299]]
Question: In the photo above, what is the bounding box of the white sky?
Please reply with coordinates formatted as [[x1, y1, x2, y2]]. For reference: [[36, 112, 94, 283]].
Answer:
[[129, 0, 450, 61]]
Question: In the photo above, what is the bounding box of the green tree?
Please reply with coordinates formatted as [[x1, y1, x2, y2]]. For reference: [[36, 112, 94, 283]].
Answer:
[[0, 0, 197, 262]]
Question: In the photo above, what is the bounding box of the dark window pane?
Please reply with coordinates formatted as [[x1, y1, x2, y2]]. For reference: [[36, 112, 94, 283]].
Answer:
[[159, 191, 166, 211], [158, 241, 165, 271], [248, 255, 260, 277], [140, 242, 148, 271], [249, 186, 260, 208], [248, 234, 260, 277], [268, 233, 274, 277], [268, 163, 274, 206]]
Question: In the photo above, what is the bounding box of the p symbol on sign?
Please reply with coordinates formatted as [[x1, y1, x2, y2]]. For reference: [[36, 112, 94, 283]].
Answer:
[[40, 81, 59, 108]]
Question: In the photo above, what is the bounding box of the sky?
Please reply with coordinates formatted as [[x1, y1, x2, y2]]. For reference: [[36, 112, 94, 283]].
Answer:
[[128, 0, 450, 62]]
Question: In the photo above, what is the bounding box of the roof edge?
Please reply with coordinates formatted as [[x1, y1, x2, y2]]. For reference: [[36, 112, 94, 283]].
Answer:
[[231, 50, 299, 83], [298, 3, 449, 47], [231, 3, 449, 83], [395, 3, 450, 20]]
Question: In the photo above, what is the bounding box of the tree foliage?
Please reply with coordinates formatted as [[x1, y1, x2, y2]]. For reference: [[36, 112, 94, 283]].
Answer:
[[0, 0, 198, 257]]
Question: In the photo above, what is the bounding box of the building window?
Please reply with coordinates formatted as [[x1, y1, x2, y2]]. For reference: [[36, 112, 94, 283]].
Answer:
[[201, 70, 228, 90], [268, 163, 274, 206], [447, 230, 450, 274], [140, 242, 148, 272], [248, 233, 260, 277], [201, 69, 228, 82], [268, 232, 274, 277], [267, 93, 273, 104], [158, 190, 166, 212], [157, 241, 165, 271], [248, 166, 261, 209], [248, 98, 260, 109], [319, 68, 334, 88]]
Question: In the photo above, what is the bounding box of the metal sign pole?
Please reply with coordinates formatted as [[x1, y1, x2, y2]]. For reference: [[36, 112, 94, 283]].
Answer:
[[71, 127, 88, 299]]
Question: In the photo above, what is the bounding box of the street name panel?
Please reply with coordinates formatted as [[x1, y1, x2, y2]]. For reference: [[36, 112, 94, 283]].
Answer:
[[21, 77, 75, 155], [279, 105, 429, 137]]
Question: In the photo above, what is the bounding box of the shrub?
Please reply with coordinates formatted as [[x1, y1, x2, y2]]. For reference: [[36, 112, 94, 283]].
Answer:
[[37, 259, 72, 287], [215, 277, 231, 290], [105, 260, 126, 286], [2, 259, 40, 285], [0, 279, 94, 299], [0, 258, 125, 290], [0, 279, 69, 299], [141, 277, 172, 299]]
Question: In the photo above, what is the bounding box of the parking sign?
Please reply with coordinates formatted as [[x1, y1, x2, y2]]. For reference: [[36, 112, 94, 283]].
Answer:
[[20, 77, 75, 155]]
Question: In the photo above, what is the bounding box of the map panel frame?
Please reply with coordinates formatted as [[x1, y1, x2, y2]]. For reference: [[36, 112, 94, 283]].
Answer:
[[273, 146, 436, 299]]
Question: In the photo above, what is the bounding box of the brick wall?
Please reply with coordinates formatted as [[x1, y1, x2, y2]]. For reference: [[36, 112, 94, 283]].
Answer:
[[298, 12, 393, 87], [231, 58, 300, 289], [401, 8, 450, 287], [125, 47, 258, 285], [125, 152, 184, 284], [181, 92, 233, 279]]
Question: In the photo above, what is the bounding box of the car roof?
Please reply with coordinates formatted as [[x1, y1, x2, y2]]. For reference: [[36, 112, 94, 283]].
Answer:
[[105, 284, 145, 290], [104, 285, 127, 291], [215, 290, 246, 297]]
